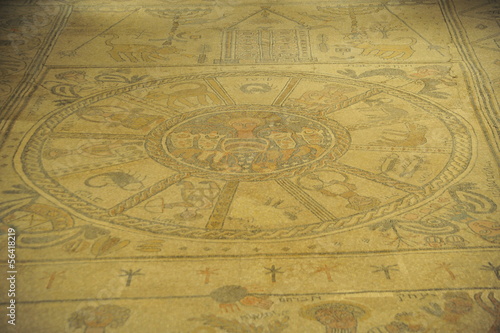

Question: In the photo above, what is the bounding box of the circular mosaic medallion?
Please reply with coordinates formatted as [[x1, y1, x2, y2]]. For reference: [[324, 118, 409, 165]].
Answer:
[[16, 72, 473, 240], [146, 105, 350, 181]]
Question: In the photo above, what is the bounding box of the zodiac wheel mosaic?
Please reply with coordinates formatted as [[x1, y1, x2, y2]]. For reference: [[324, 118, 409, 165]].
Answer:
[[16, 72, 473, 240]]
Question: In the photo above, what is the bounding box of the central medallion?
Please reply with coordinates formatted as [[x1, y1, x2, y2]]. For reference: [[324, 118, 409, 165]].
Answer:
[[146, 105, 350, 181]]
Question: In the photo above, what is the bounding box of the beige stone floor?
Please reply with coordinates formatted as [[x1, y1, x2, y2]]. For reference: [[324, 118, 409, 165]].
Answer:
[[0, 0, 499, 332]]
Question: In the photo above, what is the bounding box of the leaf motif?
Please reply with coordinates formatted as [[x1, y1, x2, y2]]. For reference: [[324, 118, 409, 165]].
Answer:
[[55, 99, 78, 106], [453, 190, 496, 214], [448, 183, 497, 214], [0, 197, 33, 219], [49, 83, 81, 98], [398, 218, 459, 235], [91, 236, 130, 257], [129, 75, 149, 83], [94, 74, 129, 83]]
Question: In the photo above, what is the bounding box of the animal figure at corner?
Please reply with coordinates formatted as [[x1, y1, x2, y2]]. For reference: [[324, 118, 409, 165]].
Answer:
[[338, 65, 457, 99], [104, 34, 185, 62]]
